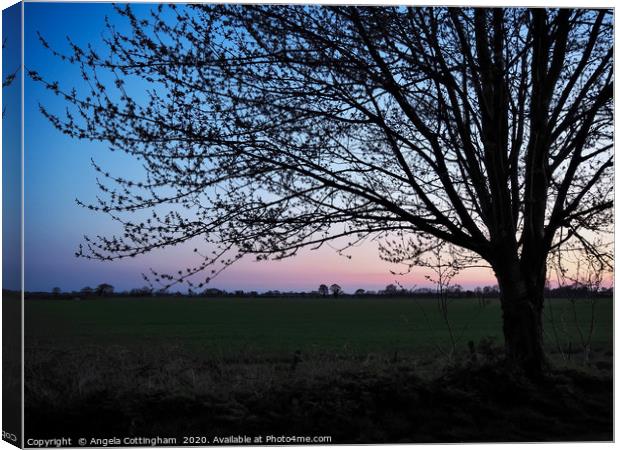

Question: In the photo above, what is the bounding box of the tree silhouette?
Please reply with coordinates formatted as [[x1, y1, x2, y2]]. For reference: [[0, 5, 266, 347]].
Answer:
[[384, 284, 398, 296], [80, 286, 93, 296], [329, 284, 343, 298], [130, 286, 153, 297], [34, 6, 613, 375], [95, 283, 114, 296], [318, 284, 329, 297]]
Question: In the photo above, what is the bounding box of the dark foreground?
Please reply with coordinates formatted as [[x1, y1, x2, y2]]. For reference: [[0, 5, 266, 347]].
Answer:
[[26, 347, 612, 444], [24, 297, 612, 444]]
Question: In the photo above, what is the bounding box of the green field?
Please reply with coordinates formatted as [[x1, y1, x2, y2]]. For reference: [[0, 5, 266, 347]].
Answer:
[[25, 296, 612, 358]]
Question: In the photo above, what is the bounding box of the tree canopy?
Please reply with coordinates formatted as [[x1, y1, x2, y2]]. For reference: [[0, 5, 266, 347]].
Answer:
[[33, 5, 613, 373]]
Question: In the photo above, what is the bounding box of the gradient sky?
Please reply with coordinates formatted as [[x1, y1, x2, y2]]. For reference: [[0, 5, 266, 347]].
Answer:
[[20, 2, 500, 293], [3, 2, 22, 291]]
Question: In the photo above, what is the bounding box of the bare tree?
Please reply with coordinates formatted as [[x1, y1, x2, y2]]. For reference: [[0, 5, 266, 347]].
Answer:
[[329, 284, 343, 298], [421, 244, 461, 355], [318, 284, 329, 298], [95, 283, 114, 297], [547, 240, 611, 363], [33, 6, 613, 376], [384, 284, 398, 296], [80, 286, 93, 297]]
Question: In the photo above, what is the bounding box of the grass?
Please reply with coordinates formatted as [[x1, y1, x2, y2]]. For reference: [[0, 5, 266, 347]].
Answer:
[[23, 295, 613, 443], [25, 296, 612, 356]]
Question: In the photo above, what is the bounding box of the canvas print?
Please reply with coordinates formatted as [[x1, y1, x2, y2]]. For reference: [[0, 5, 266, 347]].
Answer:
[[2, 2, 614, 447]]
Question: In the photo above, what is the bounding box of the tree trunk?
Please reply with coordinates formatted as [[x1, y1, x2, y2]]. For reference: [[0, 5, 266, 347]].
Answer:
[[496, 264, 547, 377]]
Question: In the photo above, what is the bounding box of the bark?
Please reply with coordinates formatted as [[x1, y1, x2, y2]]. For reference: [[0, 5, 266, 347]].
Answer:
[[495, 260, 547, 378]]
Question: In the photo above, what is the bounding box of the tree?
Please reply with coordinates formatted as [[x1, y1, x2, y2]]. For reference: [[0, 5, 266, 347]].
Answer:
[[51, 287, 61, 296], [95, 283, 114, 296], [204, 288, 224, 297], [80, 286, 93, 296], [130, 286, 153, 297], [329, 284, 343, 298], [318, 284, 329, 297], [34, 6, 613, 376], [354, 288, 366, 296], [384, 284, 398, 296], [421, 244, 462, 355]]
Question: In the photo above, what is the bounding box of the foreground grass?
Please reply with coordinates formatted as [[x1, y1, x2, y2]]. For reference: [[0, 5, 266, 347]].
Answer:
[[25, 344, 612, 443]]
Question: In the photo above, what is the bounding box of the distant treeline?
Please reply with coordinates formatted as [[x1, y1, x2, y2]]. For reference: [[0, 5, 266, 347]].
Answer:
[[20, 282, 613, 300]]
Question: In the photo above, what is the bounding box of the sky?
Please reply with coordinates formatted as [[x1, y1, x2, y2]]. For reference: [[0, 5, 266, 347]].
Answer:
[[3, 2, 22, 292], [18, 2, 501, 293]]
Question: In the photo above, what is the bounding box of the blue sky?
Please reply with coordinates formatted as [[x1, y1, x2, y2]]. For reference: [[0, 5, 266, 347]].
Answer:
[[24, 3, 166, 292], [20, 3, 496, 293], [3, 2, 22, 291]]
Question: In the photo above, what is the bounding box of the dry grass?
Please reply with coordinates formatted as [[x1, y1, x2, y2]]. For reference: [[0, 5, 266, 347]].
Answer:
[[25, 342, 612, 443]]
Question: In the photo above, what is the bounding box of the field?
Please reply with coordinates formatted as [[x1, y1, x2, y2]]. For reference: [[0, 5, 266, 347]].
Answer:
[[24, 296, 613, 443], [25, 296, 612, 355]]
